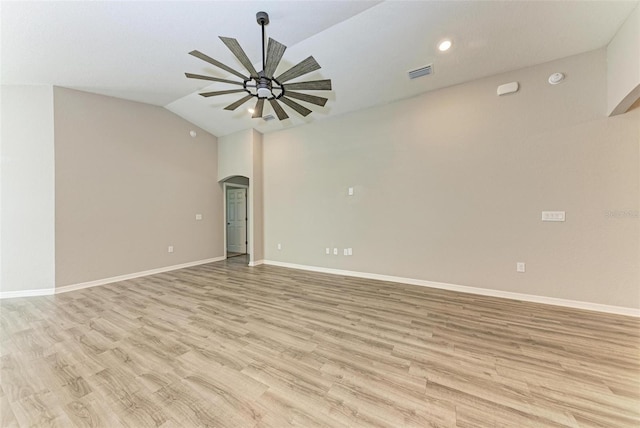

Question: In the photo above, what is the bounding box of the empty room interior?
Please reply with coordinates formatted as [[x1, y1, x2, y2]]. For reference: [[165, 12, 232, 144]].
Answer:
[[1, 1, 639, 427]]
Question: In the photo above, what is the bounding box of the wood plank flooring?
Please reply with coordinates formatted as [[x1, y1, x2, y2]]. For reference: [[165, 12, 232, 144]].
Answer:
[[1, 258, 639, 427]]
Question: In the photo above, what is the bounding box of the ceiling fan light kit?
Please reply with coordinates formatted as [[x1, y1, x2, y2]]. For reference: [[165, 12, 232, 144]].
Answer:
[[185, 11, 331, 121]]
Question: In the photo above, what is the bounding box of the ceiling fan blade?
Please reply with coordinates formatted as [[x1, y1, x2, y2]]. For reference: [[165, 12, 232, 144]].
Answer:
[[219, 37, 259, 78], [268, 99, 289, 121], [199, 89, 247, 97], [275, 56, 320, 83], [185, 73, 244, 86], [285, 91, 328, 107], [252, 98, 265, 118], [283, 79, 332, 91], [280, 97, 312, 117], [224, 94, 254, 111], [264, 38, 287, 79], [189, 50, 247, 80]]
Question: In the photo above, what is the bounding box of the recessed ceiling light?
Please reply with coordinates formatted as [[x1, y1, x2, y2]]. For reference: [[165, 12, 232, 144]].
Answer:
[[248, 108, 255, 114], [438, 40, 452, 52]]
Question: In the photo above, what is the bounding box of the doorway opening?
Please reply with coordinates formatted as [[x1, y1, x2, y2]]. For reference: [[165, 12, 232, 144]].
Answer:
[[223, 177, 249, 260]]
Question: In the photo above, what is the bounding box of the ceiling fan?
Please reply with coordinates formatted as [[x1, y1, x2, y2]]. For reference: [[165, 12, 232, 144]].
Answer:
[[185, 11, 332, 121]]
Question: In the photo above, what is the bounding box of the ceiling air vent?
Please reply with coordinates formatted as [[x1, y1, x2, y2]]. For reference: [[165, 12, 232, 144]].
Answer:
[[408, 64, 433, 80], [262, 114, 276, 121]]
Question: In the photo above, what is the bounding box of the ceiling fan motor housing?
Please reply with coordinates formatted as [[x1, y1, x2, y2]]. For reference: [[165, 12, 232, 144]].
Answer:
[[256, 75, 272, 98]]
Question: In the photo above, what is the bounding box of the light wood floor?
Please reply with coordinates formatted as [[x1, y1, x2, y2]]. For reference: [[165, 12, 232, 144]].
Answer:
[[1, 258, 639, 427]]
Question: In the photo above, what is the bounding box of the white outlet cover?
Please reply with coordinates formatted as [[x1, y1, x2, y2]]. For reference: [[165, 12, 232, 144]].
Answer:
[[348, 187, 354, 196], [333, 248, 338, 255], [348, 248, 353, 256], [516, 262, 525, 273], [195, 214, 203, 220], [168, 246, 174, 253], [343, 249, 348, 255], [277, 243, 282, 250], [325, 248, 330, 255]]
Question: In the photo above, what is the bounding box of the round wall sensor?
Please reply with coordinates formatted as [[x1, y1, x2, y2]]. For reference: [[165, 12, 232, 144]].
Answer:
[[189, 130, 197, 138], [548, 72, 565, 85]]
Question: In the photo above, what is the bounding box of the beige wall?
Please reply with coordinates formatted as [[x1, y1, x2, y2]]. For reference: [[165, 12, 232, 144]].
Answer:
[[218, 128, 264, 264], [252, 129, 264, 263], [54, 87, 222, 287], [1, 85, 56, 294], [218, 129, 253, 182], [607, 4, 640, 116], [263, 49, 640, 309]]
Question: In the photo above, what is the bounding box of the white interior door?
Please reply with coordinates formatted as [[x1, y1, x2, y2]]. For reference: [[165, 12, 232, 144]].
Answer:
[[227, 188, 247, 254]]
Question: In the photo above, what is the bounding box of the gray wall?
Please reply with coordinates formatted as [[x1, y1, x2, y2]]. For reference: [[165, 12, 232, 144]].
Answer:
[[263, 49, 640, 309], [54, 87, 222, 287]]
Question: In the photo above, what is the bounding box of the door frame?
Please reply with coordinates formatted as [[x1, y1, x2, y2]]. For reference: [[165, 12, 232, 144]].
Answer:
[[223, 182, 249, 259]]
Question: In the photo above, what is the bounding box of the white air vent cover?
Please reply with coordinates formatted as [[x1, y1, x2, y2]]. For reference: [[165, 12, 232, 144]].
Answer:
[[263, 114, 276, 121], [408, 64, 433, 79]]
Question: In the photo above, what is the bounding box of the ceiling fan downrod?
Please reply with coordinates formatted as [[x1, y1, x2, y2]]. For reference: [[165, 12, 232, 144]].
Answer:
[[255, 11, 272, 99], [257, 11, 269, 71]]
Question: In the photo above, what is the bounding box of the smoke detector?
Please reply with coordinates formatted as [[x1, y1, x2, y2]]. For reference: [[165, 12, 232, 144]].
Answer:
[[548, 72, 565, 85]]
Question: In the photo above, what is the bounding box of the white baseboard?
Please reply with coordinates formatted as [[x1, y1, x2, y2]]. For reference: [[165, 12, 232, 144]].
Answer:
[[1, 257, 226, 299], [5, 257, 637, 317], [0, 288, 55, 299], [54, 257, 226, 295], [262, 260, 640, 317]]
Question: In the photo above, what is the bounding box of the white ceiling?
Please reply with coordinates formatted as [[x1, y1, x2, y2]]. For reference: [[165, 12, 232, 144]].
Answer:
[[2, 1, 637, 137]]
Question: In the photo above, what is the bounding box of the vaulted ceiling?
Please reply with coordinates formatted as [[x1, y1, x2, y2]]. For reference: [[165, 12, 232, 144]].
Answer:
[[2, 1, 637, 137]]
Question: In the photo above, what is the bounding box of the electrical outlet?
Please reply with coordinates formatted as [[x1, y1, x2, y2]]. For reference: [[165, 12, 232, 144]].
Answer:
[[325, 248, 330, 255], [195, 214, 203, 220], [168, 246, 174, 253], [348, 187, 354, 196], [343, 249, 348, 256], [516, 262, 525, 273], [333, 248, 338, 255], [277, 243, 282, 250], [348, 248, 353, 256]]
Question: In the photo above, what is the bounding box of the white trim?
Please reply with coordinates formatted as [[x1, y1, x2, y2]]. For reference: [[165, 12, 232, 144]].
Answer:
[[262, 260, 640, 317], [0, 288, 55, 299], [248, 260, 264, 267], [54, 257, 225, 295]]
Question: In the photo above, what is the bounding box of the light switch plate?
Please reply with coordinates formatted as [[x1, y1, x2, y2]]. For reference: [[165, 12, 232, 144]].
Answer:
[[348, 187, 354, 196], [195, 214, 203, 220], [516, 262, 525, 273]]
